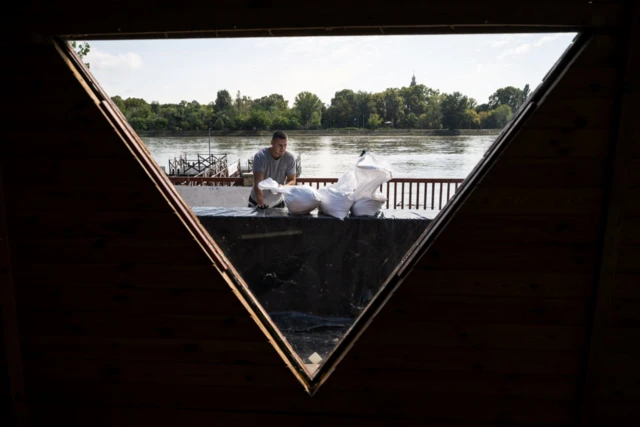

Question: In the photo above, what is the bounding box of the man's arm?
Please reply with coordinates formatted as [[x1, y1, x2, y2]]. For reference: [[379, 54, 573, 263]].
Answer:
[[285, 173, 296, 186], [285, 156, 297, 186], [253, 171, 267, 207]]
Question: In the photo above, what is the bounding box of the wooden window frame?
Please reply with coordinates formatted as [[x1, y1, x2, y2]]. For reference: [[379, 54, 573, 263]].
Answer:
[[55, 29, 589, 395]]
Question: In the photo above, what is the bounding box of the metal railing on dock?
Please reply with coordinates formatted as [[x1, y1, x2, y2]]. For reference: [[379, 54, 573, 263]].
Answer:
[[168, 177, 243, 186], [168, 154, 241, 177], [296, 177, 464, 210], [168, 175, 464, 210]]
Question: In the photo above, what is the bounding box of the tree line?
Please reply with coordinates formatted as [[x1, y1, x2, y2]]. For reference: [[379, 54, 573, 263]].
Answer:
[[111, 77, 531, 132], [72, 42, 530, 132]]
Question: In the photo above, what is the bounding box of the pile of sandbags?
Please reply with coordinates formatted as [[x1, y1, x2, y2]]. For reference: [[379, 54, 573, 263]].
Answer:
[[318, 152, 393, 219], [257, 152, 392, 219]]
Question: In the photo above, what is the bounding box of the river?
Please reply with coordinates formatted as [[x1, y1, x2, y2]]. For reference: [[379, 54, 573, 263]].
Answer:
[[141, 135, 497, 179]]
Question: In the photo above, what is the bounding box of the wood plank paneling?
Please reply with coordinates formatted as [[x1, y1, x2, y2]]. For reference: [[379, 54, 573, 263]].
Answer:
[[11, 238, 210, 264], [416, 242, 598, 272], [462, 188, 603, 215], [481, 157, 607, 188], [22, 381, 578, 422], [2, 3, 635, 427], [382, 295, 590, 325], [3, 131, 132, 158], [0, 310, 11, 427], [613, 273, 640, 300], [17, 287, 248, 316], [5, 187, 171, 213], [1, 157, 152, 187], [447, 214, 602, 243], [347, 346, 583, 375], [8, 212, 191, 240], [12, 263, 227, 289], [357, 321, 586, 350], [22, 0, 623, 38], [525, 99, 615, 130], [402, 269, 595, 298], [25, 402, 577, 427], [23, 336, 282, 366], [501, 129, 611, 158], [617, 245, 640, 272]]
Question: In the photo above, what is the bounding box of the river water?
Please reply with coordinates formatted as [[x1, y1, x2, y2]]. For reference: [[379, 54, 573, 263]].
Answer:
[[141, 135, 497, 179]]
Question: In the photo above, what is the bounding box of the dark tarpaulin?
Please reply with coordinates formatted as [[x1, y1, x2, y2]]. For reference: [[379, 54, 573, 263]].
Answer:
[[194, 207, 432, 361]]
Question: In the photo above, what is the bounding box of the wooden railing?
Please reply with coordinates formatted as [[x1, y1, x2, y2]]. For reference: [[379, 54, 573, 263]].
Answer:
[[296, 177, 465, 210], [168, 176, 243, 186]]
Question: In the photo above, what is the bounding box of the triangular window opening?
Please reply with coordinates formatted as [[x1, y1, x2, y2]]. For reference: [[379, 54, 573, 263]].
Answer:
[[64, 32, 578, 384]]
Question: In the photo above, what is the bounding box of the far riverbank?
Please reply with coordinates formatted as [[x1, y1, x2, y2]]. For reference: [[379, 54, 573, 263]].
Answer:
[[138, 128, 502, 138]]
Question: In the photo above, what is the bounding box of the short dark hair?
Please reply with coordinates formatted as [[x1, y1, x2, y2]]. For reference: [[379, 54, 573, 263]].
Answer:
[[272, 130, 288, 141]]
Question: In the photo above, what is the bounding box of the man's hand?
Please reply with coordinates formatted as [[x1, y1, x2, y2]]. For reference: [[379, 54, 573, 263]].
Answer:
[[256, 203, 269, 209]]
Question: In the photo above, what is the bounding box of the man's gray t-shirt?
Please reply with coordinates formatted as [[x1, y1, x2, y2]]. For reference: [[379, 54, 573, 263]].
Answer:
[[249, 147, 296, 205]]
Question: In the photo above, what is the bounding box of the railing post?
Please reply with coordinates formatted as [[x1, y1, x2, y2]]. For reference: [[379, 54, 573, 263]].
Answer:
[[242, 173, 254, 187]]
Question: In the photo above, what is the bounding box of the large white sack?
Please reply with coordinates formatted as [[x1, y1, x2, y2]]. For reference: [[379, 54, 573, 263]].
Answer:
[[351, 153, 393, 201], [255, 178, 285, 206], [257, 178, 320, 214], [335, 170, 357, 192], [283, 186, 321, 214], [351, 190, 387, 216], [318, 186, 354, 220]]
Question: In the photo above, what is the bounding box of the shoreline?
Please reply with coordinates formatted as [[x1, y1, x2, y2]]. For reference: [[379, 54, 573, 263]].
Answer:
[[138, 129, 502, 138]]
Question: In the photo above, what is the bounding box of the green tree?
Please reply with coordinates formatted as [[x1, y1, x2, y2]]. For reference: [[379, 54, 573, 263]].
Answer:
[[441, 92, 470, 130], [70, 40, 90, 68], [325, 89, 357, 128], [214, 90, 234, 114], [111, 96, 126, 113], [480, 104, 513, 128], [293, 91, 323, 129], [235, 91, 252, 115], [423, 94, 443, 129], [253, 94, 288, 111], [123, 98, 152, 128], [404, 112, 420, 129], [246, 109, 273, 130], [213, 117, 225, 130], [382, 88, 404, 127], [150, 116, 169, 131], [488, 86, 525, 113], [367, 113, 383, 129], [354, 91, 373, 129], [463, 108, 481, 129], [400, 84, 430, 118], [490, 104, 513, 127]]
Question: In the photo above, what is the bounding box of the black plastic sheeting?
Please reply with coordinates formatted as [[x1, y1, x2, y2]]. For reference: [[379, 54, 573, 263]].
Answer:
[[194, 206, 432, 362]]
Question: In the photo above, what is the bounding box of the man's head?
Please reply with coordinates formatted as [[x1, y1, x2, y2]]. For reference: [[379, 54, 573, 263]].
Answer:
[[270, 130, 288, 159]]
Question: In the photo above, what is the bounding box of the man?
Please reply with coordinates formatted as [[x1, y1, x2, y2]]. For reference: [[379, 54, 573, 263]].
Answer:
[[248, 130, 297, 209]]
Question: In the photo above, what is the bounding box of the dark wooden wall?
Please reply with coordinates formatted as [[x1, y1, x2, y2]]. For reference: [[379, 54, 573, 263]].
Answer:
[[1, 1, 638, 426]]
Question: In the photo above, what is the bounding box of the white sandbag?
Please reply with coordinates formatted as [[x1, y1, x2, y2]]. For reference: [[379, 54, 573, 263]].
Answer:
[[351, 190, 387, 216], [257, 178, 320, 214], [317, 184, 354, 220], [283, 186, 321, 214], [255, 178, 285, 206], [351, 153, 393, 201], [335, 170, 357, 192], [347, 153, 392, 216]]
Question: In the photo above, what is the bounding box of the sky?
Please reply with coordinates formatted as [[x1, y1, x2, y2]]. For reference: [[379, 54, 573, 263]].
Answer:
[[83, 32, 576, 107]]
